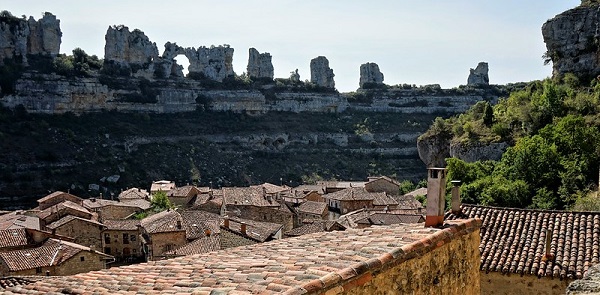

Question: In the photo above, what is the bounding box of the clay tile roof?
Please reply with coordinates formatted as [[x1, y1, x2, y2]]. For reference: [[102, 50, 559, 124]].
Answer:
[[0, 211, 40, 230], [297, 201, 327, 215], [223, 217, 282, 242], [253, 183, 289, 194], [0, 277, 35, 289], [118, 188, 150, 200], [36, 191, 81, 204], [167, 185, 198, 198], [366, 176, 401, 186], [372, 193, 399, 206], [0, 228, 31, 249], [102, 219, 141, 231], [356, 213, 424, 225], [180, 210, 221, 239], [446, 204, 600, 279], [36, 201, 91, 220], [150, 180, 175, 192], [393, 194, 425, 210], [284, 220, 345, 237], [2, 219, 481, 294], [0, 239, 111, 272], [119, 199, 151, 210], [141, 210, 183, 234], [46, 215, 103, 230], [318, 181, 366, 189], [82, 198, 121, 209], [294, 184, 326, 194], [324, 187, 376, 201], [223, 186, 278, 207], [403, 187, 427, 198], [164, 235, 220, 257]]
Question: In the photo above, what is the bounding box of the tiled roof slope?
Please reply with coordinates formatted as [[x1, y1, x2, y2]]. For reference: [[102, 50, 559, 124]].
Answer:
[[445, 204, 600, 279], [118, 187, 150, 200], [297, 201, 327, 215], [356, 213, 424, 225], [164, 235, 220, 257], [46, 215, 103, 230], [3, 219, 481, 294], [140, 210, 183, 234], [103, 219, 141, 231], [0, 277, 35, 289], [0, 211, 40, 230], [323, 187, 381, 201], [284, 221, 345, 237], [0, 228, 31, 249], [223, 187, 278, 207]]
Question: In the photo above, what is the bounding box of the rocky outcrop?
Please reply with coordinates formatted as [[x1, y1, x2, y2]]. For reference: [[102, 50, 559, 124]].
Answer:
[[184, 45, 234, 82], [310, 56, 335, 89], [247, 48, 274, 79], [0, 12, 61, 65], [289, 69, 300, 82], [103, 25, 158, 77], [542, 4, 600, 79], [417, 133, 451, 167], [359, 62, 384, 88], [467, 62, 489, 86], [449, 141, 508, 162]]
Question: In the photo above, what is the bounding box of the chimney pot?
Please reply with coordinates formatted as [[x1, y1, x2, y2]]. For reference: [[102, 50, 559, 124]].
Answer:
[[204, 229, 212, 236], [223, 217, 229, 228], [240, 222, 247, 235], [451, 180, 461, 215]]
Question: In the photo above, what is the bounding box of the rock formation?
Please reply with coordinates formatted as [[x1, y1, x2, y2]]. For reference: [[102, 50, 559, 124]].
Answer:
[[184, 45, 234, 82], [103, 25, 158, 78], [289, 69, 300, 82], [310, 56, 335, 89], [247, 48, 274, 79], [0, 12, 61, 65], [542, 3, 600, 79], [359, 62, 384, 88], [467, 62, 489, 86]]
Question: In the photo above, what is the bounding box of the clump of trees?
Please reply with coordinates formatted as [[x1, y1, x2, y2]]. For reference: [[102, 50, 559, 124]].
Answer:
[[432, 74, 600, 210]]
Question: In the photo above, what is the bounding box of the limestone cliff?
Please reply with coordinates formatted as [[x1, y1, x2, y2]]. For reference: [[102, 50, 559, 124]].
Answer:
[[310, 56, 335, 89], [247, 48, 274, 79], [467, 62, 489, 86], [359, 62, 384, 88], [542, 3, 600, 79], [0, 11, 61, 65]]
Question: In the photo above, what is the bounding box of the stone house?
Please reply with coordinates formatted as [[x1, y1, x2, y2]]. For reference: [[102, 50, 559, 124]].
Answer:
[[222, 186, 295, 231], [36, 191, 83, 210], [36, 201, 93, 228], [101, 219, 143, 262], [167, 185, 200, 208], [364, 176, 402, 195], [446, 204, 600, 295], [371, 193, 400, 210], [82, 198, 147, 221], [296, 200, 328, 221], [317, 180, 367, 194], [139, 210, 187, 261], [46, 216, 104, 250], [118, 187, 150, 202], [323, 187, 383, 215], [150, 180, 175, 195], [0, 238, 113, 276], [0, 211, 41, 230], [220, 216, 283, 248]]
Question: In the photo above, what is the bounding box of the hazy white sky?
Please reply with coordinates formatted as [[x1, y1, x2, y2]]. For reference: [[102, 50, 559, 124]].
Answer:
[[4, 0, 580, 92]]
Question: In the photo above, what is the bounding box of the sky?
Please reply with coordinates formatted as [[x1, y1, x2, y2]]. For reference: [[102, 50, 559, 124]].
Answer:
[[4, 0, 581, 92]]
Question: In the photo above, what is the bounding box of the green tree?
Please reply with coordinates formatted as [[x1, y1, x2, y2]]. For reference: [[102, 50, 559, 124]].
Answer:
[[151, 191, 172, 211], [483, 101, 494, 127]]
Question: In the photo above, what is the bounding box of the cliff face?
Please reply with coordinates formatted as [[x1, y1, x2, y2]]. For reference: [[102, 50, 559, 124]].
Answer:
[[542, 4, 600, 79], [0, 12, 61, 65]]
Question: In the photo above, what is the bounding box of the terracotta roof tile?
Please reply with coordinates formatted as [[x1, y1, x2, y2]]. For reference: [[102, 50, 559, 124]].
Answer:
[[223, 187, 278, 207], [393, 194, 425, 210], [46, 215, 103, 230], [118, 188, 150, 200], [372, 194, 399, 207], [446, 204, 600, 279], [223, 217, 282, 242], [36, 201, 91, 221], [140, 210, 184, 234], [164, 235, 220, 257], [167, 185, 199, 198], [3, 219, 480, 294], [297, 201, 327, 216], [0, 228, 31, 249], [294, 184, 326, 195], [284, 221, 345, 237], [103, 219, 141, 231], [253, 183, 289, 194], [323, 187, 379, 201], [0, 211, 40, 230], [36, 191, 81, 204], [355, 213, 424, 225], [180, 210, 221, 239], [150, 180, 175, 192], [0, 277, 35, 289], [119, 198, 151, 210]]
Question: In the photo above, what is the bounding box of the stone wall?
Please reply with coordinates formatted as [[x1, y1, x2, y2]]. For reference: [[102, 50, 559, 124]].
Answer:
[[97, 205, 141, 221], [0, 250, 107, 276], [482, 272, 570, 295], [147, 231, 186, 261], [318, 226, 481, 294], [52, 219, 102, 250], [102, 229, 143, 260], [226, 205, 294, 232]]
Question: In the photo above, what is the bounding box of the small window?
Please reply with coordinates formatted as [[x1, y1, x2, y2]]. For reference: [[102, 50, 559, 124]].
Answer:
[[104, 233, 111, 244], [80, 256, 85, 262], [123, 233, 129, 244], [36, 267, 42, 274], [133, 249, 137, 254], [104, 247, 111, 254], [130, 235, 136, 242]]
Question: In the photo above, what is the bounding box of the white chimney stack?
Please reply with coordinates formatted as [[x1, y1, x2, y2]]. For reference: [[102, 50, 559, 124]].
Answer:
[[425, 168, 447, 227]]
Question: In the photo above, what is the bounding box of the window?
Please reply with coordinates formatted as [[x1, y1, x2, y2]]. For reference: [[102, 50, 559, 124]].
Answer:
[[130, 235, 136, 242], [165, 244, 172, 252], [36, 267, 42, 274], [104, 247, 111, 254], [123, 233, 129, 244], [133, 249, 137, 254], [104, 233, 111, 244], [80, 256, 85, 262]]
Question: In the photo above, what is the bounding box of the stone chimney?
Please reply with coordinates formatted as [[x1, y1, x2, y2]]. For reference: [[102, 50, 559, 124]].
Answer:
[[425, 168, 447, 227], [240, 222, 247, 235], [451, 180, 461, 215]]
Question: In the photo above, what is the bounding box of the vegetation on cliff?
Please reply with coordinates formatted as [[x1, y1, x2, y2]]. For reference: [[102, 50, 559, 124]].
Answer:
[[425, 74, 600, 210]]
